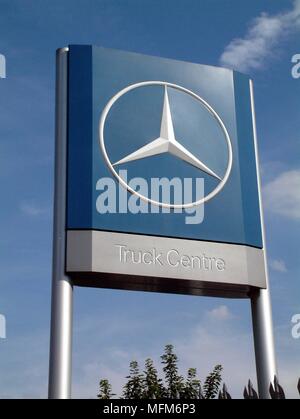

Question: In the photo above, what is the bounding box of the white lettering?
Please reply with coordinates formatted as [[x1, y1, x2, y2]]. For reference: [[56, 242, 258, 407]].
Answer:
[[118, 245, 226, 271], [291, 54, 300, 79], [291, 314, 300, 339], [95, 170, 206, 225], [96, 178, 116, 213]]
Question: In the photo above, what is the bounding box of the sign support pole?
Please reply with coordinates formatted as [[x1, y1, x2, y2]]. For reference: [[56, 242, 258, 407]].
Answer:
[[250, 80, 277, 399], [48, 47, 73, 399], [251, 289, 277, 398]]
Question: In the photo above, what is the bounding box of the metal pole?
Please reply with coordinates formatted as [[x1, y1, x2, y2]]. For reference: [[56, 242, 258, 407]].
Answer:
[[249, 80, 277, 399], [48, 47, 73, 399]]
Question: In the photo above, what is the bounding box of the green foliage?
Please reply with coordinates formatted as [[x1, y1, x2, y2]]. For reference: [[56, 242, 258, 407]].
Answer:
[[98, 344, 223, 399], [269, 375, 286, 399], [122, 361, 145, 399], [203, 365, 223, 399], [218, 383, 232, 399], [161, 344, 184, 398], [182, 368, 201, 399], [97, 379, 115, 399], [97, 357, 300, 399], [143, 358, 165, 399], [243, 379, 258, 399]]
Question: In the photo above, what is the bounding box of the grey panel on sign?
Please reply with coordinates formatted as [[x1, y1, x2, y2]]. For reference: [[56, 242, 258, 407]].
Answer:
[[66, 230, 266, 297]]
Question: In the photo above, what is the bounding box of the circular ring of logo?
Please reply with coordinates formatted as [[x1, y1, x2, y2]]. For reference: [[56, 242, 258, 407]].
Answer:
[[99, 81, 233, 209]]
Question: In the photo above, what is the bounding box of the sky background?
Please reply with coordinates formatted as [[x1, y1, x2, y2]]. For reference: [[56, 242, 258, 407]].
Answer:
[[0, 0, 299, 398]]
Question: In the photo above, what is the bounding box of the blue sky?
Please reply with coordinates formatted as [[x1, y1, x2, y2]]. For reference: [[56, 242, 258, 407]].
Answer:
[[0, 0, 299, 398]]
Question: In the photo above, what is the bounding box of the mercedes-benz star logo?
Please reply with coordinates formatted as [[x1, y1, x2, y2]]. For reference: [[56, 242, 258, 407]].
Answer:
[[99, 81, 233, 209]]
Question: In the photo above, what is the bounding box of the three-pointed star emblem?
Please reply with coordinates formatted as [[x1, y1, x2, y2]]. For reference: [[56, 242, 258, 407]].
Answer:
[[113, 86, 221, 181]]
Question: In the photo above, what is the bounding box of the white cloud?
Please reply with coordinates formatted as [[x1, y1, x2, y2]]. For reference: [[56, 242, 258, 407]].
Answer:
[[263, 169, 300, 220], [206, 305, 233, 321], [20, 201, 49, 217], [220, 0, 300, 72], [269, 258, 288, 273]]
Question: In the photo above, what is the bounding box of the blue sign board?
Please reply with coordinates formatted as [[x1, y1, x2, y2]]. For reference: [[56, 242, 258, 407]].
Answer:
[[65, 45, 266, 296]]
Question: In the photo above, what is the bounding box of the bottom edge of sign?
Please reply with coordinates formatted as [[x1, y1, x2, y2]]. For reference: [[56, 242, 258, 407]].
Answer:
[[70, 271, 257, 299], [66, 230, 267, 296]]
